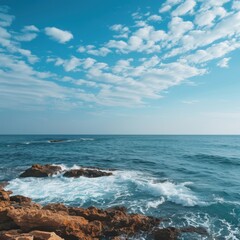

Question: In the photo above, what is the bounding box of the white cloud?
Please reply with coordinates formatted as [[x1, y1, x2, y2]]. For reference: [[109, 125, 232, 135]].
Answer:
[[184, 40, 240, 64], [172, 0, 196, 16], [45, 27, 73, 43], [194, 7, 227, 27], [159, 0, 182, 13], [54, 56, 81, 72], [78, 45, 111, 56], [217, 57, 231, 68], [22, 25, 39, 32], [166, 11, 240, 58], [232, 1, 240, 10], [15, 33, 38, 42], [0, 12, 14, 27], [110, 24, 130, 38], [147, 14, 162, 22], [1, 0, 240, 109]]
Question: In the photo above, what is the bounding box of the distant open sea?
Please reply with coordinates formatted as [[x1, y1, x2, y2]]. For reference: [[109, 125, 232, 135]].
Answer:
[[0, 135, 239, 239]]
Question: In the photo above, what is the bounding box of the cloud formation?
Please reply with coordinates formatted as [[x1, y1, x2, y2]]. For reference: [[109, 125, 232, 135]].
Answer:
[[45, 27, 73, 43], [0, 1, 240, 109]]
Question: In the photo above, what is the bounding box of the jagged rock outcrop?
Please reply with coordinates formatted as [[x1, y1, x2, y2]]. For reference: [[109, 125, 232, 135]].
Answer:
[[19, 164, 62, 178], [0, 188, 160, 239], [19, 164, 113, 179], [63, 169, 112, 178], [1, 164, 209, 240]]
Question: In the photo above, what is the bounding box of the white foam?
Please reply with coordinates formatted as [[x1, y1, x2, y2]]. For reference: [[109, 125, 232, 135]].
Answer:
[[135, 179, 203, 207], [6, 167, 203, 208], [146, 198, 165, 209]]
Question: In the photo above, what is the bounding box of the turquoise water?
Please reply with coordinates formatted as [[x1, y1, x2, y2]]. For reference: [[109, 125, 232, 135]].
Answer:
[[0, 135, 239, 239]]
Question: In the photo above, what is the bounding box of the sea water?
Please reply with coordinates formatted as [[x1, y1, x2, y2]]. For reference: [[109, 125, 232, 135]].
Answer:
[[0, 135, 239, 239]]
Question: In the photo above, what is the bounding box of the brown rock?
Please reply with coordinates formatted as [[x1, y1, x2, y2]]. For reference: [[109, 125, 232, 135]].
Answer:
[[30, 230, 64, 240], [0, 230, 64, 240], [19, 164, 62, 178], [0, 189, 12, 201], [10, 196, 32, 204], [153, 227, 180, 240], [7, 207, 94, 239], [0, 233, 33, 240], [63, 168, 112, 178]]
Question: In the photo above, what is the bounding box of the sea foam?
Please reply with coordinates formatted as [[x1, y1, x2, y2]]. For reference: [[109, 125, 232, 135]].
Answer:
[[7, 166, 203, 208]]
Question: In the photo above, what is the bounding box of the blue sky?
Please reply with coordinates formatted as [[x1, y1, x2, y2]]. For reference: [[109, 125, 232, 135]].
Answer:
[[0, 0, 240, 134]]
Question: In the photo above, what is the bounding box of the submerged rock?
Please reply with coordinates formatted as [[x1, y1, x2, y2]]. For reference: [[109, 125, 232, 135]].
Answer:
[[49, 140, 65, 143], [63, 168, 113, 178], [153, 226, 209, 240], [153, 227, 180, 240], [19, 164, 62, 178]]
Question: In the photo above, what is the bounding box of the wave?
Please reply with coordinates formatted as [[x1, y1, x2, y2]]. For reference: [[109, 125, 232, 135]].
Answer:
[[6, 166, 204, 208], [185, 153, 240, 166], [159, 212, 240, 240], [20, 138, 95, 145]]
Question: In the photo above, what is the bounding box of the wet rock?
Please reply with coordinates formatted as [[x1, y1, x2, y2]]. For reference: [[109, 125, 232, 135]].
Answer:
[[43, 204, 160, 238], [48, 140, 65, 143], [10, 196, 32, 204], [181, 226, 209, 236], [153, 227, 180, 240], [153, 226, 209, 240], [63, 168, 112, 178], [19, 164, 62, 178]]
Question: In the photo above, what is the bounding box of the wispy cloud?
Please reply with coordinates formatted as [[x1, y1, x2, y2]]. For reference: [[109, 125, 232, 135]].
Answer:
[[217, 57, 231, 68], [0, 1, 240, 109]]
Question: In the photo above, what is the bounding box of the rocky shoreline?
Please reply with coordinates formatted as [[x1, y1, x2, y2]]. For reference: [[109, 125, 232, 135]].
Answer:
[[0, 164, 208, 240]]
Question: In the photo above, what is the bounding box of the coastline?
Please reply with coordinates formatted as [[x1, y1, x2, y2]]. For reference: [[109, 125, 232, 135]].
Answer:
[[0, 164, 208, 240]]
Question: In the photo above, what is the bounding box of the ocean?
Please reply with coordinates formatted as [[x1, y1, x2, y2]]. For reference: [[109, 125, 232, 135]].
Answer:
[[0, 135, 239, 239]]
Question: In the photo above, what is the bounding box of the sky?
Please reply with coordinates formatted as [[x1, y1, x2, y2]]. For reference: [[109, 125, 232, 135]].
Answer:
[[0, 0, 240, 134]]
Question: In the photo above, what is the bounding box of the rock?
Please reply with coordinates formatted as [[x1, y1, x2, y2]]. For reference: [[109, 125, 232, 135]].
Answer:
[[10, 196, 32, 204], [42, 204, 160, 238], [48, 140, 65, 143], [181, 226, 209, 236], [152, 226, 209, 240], [0, 230, 63, 240], [63, 168, 112, 178], [153, 227, 180, 240], [0, 189, 12, 201], [6, 207, 95, 239], [0, 230, 33, 240], [0, 182, 9, 190], [19, 164, 62, 178], [30, 230, 64, 240]]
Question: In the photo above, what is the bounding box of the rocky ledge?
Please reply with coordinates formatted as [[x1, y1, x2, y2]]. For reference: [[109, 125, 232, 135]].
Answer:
[[19, 164, 113, 178], [1, 165, 209, 239], [0, 187, 159, 240], [0, 187, 208, 240]]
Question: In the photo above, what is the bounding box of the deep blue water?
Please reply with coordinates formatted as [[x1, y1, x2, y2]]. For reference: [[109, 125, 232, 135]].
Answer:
[[0, 135, 239, 239]]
